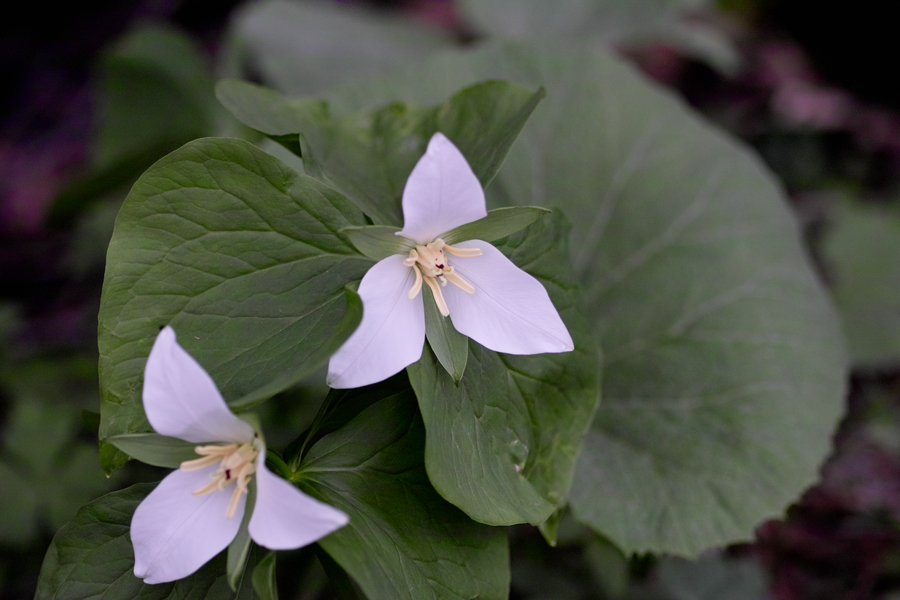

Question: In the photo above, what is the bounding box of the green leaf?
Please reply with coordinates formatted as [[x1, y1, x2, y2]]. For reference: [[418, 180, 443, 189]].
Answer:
[[408, 342, 553, 525], [35, 484, 258, 599], [312, 43, 846, 554], [219, 79, 545, 226], [422, 284, 469, 384], [295, 382, 509, 600], [107, 433, 198, 468], [229, 0, 452, 96], [652, 553, 769, 600], [339, 225, 414, 261], [228, 285, 364, 413], [252, 551, 278, 600], [442, 206, 550, 245], [227, 482, 257, 592], [98, 137, 371, 473], [215, 79, 325, 157], [821, 200, 900, 366], [95, 25, 219, 169], [408, 211, 600, 526], [457, 0, 711, 46]]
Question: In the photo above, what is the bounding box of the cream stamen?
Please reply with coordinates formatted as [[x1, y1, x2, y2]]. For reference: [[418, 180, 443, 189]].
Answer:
[[180, 440, 260, 518], [404, 239, 481, 314]]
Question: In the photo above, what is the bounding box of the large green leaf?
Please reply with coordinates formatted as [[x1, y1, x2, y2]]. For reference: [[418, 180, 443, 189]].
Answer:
[[458, 0, 712, 46], [295, 381, 509, 600], [308, 43, 846, 554], [229, 0, 452, 96], [217, 79, 545, 226], [98, 137, 370, 472], [34, 484, 258, 600], [821, 200, 900, 367], [96, 26, 218, 168], [407, 211, 600, 529]]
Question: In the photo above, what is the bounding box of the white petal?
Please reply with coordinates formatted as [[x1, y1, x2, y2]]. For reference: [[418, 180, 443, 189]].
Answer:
[[248, 454, 348, 550], [397, 132, 487, 244], [131, 466, 245, 584], [443, 241, 574, 355], [327, 256, 425, 389], [143, 326, 253, 443]]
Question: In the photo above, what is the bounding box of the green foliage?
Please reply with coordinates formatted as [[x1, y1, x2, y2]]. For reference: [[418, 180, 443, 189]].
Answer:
[[407, 211, 600, 528], [218, 79, 545, 226], [97, 137, 370, 473], [229, 0, 452, 96], [421, 284, 470, 384], [294, 382, 509, 600], [458, 0, 713, 46], [0, 358, 117, 546], [106, 434, 198, 469], [95, 25, 218, 168], [51, 25, 224, 225], [340, 226, 414, 261], [442, 206, 551, 245], [310, 43, 846, 554], [822, 200, 900, 366], [251, 552, 278, 600], [33, 484, 259, 600]]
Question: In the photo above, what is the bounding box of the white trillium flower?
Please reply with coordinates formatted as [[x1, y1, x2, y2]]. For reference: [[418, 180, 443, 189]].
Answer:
[[131, 326, 348, 584], [327, 132, 574, 389]]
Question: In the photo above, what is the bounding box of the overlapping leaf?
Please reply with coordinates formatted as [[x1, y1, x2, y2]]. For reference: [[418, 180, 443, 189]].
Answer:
[[221, 76, 598, 528], [217, 79, 545, 225], [305, 43, 845, 554], [34, 484, 259, 600], [293, 380, 510, 600], [408, 212, 600, 530], [97, 137, 370, 472]]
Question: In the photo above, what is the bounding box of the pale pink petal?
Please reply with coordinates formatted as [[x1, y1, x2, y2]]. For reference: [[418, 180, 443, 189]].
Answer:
[[327, 256, 425, 389], [248, 454, 348, 550], [443, 241, 574, 354], [131, 466, 245, 584], [143, 326, 253, 443], [397, 132, 487, 245]]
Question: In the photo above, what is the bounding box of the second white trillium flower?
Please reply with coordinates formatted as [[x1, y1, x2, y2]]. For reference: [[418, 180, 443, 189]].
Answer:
[[131, 327, 348, 584], [327, 132, 574, 389]]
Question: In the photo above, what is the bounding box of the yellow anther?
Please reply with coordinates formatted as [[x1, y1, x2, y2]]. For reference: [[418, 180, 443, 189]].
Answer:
[[181, 441, 259, 518], [404, 239, 480, 315], [408, 263, 423, 299], [444, 244, 482, 258]]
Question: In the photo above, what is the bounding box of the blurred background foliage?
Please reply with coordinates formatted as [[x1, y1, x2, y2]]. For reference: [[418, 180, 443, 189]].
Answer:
[[3, 0, 900, 598]]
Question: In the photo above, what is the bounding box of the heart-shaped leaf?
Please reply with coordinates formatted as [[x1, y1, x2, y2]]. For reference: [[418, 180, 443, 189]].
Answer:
[[98, 137, 370, 473]]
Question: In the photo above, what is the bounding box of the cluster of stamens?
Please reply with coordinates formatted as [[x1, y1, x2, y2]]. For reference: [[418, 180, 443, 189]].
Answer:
[[403, 238, 482, 316], [179, 437, 261, 519]]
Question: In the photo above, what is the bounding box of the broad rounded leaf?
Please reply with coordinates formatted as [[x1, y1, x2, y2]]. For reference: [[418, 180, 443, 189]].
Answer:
[[458, 0, 712, 46], [297, 384, 509, 600], [98, 137, 370, 472], [313, 43, 846, 554], [231, 0, 452, 96]]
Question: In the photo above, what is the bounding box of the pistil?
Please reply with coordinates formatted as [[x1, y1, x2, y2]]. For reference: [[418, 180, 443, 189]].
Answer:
[[403, 238, 480, 316], [180, 440, 260, 518]]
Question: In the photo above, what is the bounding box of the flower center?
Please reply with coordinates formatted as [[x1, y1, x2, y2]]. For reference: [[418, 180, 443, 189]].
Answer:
[[179, 438, 261, 519], [402, 238, 481, 316]]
